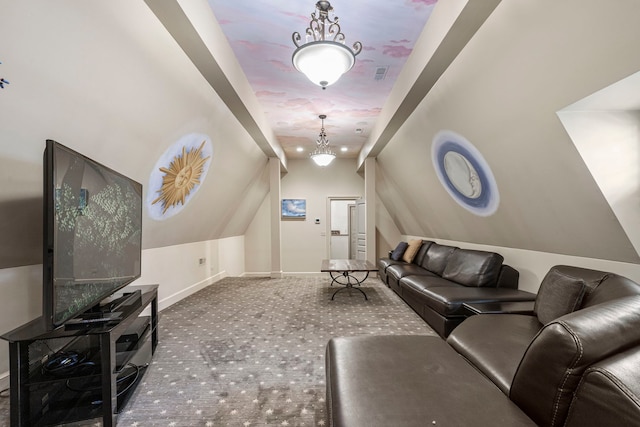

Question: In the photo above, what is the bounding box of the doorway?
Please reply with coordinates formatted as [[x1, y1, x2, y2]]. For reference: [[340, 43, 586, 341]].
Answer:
[[328, 197, 358, 259]]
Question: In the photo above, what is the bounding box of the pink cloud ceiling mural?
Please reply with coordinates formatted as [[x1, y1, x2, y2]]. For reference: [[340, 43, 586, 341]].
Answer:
[[207, 0, 438, 159]]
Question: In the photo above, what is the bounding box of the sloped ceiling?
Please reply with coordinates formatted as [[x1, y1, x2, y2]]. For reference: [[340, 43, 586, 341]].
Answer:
[[0, 1, 271, 267], [376, 0, 640, 263], [2, 0, 640, 271]]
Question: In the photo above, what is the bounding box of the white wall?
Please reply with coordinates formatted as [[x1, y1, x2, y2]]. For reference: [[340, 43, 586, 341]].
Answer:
[[244, 195, 272, 274], [558, 110, 640, 256], [375, 194, 403, 259], [404, 235, 640, 294], [131, 236, 245, 311], [0, 265, 42, 389]]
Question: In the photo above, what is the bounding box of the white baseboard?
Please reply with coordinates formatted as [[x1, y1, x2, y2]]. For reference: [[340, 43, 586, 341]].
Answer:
[[284, 272, 326, 277], [242, 271, 327, 278], [157, 271, 226, 312], [0, 370, 8, 393], [241, 271, 270, 277]]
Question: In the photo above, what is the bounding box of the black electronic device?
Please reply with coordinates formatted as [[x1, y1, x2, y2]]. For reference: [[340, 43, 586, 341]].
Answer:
[[116, 316, 150, 353], [103, 290, 142, 314], [42, 140, 143, 329]]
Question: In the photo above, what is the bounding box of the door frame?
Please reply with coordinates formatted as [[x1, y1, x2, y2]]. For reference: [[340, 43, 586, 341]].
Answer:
[[326, 196, 360, 259]]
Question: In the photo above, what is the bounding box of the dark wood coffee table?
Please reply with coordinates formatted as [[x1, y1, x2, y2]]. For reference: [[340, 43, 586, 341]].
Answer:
[[321, 259, 377, 300]]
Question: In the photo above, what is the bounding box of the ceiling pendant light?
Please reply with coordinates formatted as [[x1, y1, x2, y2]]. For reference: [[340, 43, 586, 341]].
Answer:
[[310, 115, 336, 166], [292, 1, 362, 90]]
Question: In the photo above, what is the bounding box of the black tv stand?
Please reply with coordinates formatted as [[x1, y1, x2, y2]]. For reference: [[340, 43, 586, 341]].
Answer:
[[0, 285, 158, 427], [64, 311, 123, 329]]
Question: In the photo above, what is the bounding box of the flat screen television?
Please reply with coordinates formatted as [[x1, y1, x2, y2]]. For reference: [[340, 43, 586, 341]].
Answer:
[[43, 140, 143, 329]]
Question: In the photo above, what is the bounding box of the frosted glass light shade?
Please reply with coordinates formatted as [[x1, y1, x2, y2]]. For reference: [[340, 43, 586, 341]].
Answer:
[[311, 152, 336, 166], [292, 41, 355, 88]]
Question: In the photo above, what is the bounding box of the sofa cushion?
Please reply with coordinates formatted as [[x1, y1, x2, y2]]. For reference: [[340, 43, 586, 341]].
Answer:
[[534, 268, 586, 324], [402, 239, 423, 263], [441, 249, 504, 287], [413, 240, 434, 265], [386, 263, 436, 283], [377, 257, 401, 271], [510, 296, 640, 427], [390, 242, 408, 261], [421, 243, 456, 275], [447, 314, 543, 394], [326, 335, 537, 427], [400, 275, 461, 292]]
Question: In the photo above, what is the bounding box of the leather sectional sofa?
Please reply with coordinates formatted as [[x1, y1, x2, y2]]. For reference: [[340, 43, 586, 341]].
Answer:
[[378, 240, 535, 337], [326, 265, 640, 426]]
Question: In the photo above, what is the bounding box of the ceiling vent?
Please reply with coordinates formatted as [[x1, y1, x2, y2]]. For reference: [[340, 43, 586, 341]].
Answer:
[[374, 66, 389, 81]]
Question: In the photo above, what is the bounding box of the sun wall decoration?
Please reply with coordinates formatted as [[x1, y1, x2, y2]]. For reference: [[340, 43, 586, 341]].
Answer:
[[147, 134, 213, 220]]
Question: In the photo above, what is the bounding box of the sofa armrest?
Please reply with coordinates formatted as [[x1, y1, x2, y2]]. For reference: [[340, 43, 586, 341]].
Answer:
[[497, 264, 519, 289], [564, 346, 640, 427]]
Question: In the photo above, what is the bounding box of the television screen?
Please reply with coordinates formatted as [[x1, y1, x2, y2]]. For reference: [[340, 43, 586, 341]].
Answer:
[[43, 140, 142, 328]]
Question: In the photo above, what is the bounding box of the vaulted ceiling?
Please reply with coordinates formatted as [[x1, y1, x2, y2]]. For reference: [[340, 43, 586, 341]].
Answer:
[[205, 0, 438, 160], [2, 0, 640, 273]]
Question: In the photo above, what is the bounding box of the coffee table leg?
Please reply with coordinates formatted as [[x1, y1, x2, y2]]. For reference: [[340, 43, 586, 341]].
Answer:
[[331, 271, 368, 300], [329, 272, 341, 286]]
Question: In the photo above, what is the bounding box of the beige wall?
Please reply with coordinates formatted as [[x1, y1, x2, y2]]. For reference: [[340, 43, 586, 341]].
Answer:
[[244, 158, 365, 274], [376, 0, 640, 264]]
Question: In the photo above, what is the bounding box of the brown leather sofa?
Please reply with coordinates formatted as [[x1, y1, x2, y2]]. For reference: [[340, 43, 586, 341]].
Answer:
[[326, 265, 640, 427], [378, 240, 534, 337]]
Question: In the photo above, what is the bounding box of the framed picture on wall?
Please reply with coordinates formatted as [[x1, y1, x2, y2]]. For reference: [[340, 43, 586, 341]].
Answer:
[[282, 199, 306, 220]]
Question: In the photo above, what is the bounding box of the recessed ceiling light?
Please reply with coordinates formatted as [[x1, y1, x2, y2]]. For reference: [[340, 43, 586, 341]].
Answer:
[[355, 128, 363, 134], [341, 147, 348, 152], [296, 147, 304, 152]]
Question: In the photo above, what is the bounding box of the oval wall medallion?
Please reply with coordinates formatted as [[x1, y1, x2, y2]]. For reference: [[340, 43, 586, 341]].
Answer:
[[431, 130, 499, 216], [147, 133, 213, 220]]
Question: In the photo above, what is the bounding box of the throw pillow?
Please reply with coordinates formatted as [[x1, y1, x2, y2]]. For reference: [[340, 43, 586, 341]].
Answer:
[[390, 242, 408, 261], [389, 242, 409, 261], [534, 268, 587, 324], [402, 239, 423, 263]]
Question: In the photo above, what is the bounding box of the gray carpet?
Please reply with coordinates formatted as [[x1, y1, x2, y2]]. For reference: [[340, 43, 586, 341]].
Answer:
[[0, 275, 437, 426]]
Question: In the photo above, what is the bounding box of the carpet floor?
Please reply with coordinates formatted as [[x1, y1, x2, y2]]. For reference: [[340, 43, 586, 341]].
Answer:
[[0, 275, 437, 426]]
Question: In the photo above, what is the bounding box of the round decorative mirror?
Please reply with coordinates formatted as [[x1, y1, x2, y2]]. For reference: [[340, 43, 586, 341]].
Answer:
[[443, 151, 482, 199], [431, 130, 499, 216]]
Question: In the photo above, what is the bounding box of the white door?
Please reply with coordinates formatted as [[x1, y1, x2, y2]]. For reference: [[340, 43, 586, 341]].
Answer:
[[356, 199, 366, 260], [330, 199, 355, 259], [349, 204, 357, 259]]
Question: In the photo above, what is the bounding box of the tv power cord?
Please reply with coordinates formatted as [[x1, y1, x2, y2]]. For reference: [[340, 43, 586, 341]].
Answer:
[[64, 363, 144, 405], [42, 350, 96, 376]]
